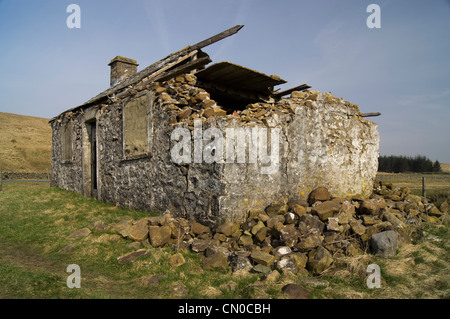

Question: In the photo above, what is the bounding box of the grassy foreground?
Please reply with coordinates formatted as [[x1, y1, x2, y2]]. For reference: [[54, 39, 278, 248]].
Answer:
[[0, 182, 448, 299]]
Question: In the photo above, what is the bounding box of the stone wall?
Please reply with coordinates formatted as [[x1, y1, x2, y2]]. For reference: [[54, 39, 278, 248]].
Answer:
[[1, 171, 50, 180], [51, 116, 84, 194], [51, 73, 379, 225], [214, 91, 379, 223]]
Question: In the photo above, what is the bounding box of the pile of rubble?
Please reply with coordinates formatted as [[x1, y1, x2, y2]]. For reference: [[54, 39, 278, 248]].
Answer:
[[152, 73, 359, 128], [109, 182, 448, 275]]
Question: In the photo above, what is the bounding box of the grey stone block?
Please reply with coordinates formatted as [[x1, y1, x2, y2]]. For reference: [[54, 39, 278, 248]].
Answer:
[[371, 230, 399, 257]]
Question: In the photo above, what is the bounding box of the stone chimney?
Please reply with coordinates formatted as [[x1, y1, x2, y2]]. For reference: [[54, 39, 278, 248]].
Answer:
[[108, 56, 139, 87]]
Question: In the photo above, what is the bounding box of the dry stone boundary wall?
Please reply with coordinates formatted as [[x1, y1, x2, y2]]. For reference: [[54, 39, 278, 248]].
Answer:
[[1, 172, 50, 180]]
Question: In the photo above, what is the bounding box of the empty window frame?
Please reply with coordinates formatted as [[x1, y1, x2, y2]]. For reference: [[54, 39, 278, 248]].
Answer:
[[62, 120, 73, 162], [123, 95, 149, 158]]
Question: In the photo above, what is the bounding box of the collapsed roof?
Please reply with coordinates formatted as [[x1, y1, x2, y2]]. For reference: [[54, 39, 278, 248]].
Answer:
[[53, 25, 311, 119]]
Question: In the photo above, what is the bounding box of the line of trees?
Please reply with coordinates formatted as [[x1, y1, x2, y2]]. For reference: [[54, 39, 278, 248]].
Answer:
[[378, 155, 442, 173]]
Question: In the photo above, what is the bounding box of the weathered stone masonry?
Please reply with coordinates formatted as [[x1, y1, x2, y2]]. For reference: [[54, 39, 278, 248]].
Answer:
[[50, 26, 379, 226]]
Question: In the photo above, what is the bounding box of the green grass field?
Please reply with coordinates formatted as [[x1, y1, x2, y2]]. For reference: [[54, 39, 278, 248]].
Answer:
[[0, 182, 448, 299]]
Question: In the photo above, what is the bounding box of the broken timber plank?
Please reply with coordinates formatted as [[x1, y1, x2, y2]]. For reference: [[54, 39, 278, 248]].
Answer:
[[148, 50, 198, 80], [189, 25, 244, 51], [273, 84, 312, 98], [153, 56, 212, 82], [361, 112, 381, 117]]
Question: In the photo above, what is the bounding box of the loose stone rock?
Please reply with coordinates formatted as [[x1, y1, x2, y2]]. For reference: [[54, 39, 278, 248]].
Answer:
[[254, 227, 268, 243], [293, 205, 307, 217], [281, 283, 310, 299], [359, 199, 382, 215], [298, 214, 325, 233], [350, 220, 367, 236], [216, 221, 240, 237], [266, 215, 285, 229], [383, 209, 404, 228], [296, 231, 323, 252], [68, 228, 91, 239], [277, 257, 298, 273], [290, 252, 308, 269], [263, 270, 280, 283], [138, 274, 167, 287], [168, 253, 186, 268], [327, 217, 340, 231], [252, 264, 272, 274], [191, 239, 214, 253], [251, 220, 265, 235], [279, 224, 300, 247], [95, 234, 121, 243], [202, 251, 229, 271], [272, 246, 292, 258], [205, 245, 231, 258], [283, 212, 296, 225], [89, 221, 109, 232], [190, 222, 211, 236], [439, 201, 449, 213], [311, 200, 341, 222], [229, 254, 253, 272], [307, 246, 334, 275], [117, 249, 150, 264], [148, 226, 171, 247], [238, 234, 253, 246], [371, 230, 399, 257], [112, 218, 133, 235], [308, 187, 331, 205], [170, 282, 189, 297], [250, 250, 275, 267], [265, 203, 288, 217], [129, 219, 149, 242]]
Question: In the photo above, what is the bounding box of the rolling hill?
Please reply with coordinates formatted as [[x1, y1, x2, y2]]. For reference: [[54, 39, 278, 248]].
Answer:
[[0, 112, 52, 173], [441, 163, 450, 174]]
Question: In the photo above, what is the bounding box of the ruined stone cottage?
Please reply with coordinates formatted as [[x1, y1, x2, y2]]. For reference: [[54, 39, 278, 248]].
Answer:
[[50, 26, 380, 225]]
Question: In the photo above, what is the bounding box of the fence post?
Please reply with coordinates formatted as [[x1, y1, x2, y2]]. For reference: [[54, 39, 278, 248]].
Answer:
[[422, 176, 426, 198]]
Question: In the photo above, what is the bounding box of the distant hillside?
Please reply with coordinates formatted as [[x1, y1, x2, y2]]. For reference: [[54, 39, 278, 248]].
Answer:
[[0, 112, 52, 173], [441, 163, 450, 173]]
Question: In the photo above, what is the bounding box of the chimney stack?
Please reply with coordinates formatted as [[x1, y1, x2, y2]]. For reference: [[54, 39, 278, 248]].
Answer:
[[108, 56, 138, 87]]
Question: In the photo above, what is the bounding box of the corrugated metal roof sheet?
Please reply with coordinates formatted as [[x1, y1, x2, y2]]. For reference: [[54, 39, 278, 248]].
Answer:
[[195, 61, 286, 92]]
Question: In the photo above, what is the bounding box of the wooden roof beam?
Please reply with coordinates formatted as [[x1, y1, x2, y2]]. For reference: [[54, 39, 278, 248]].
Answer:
[[189, 25, 244, 52], [273, 84, 311, 98], [361, 112, 381, 117]]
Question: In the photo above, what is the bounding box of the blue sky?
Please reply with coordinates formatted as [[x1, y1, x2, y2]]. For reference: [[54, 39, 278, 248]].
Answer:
[[0, 0, 449, 162]]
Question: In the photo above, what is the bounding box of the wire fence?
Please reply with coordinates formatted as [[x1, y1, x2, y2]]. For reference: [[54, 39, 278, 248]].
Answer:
[[375, 173, 450, 182]]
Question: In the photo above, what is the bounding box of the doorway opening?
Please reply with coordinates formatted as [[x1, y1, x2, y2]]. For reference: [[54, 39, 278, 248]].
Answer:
[[86, 120, 98, 198]]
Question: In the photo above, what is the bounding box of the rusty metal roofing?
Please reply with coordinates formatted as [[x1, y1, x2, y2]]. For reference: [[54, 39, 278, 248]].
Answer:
[[195, 61, 286, 92]]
